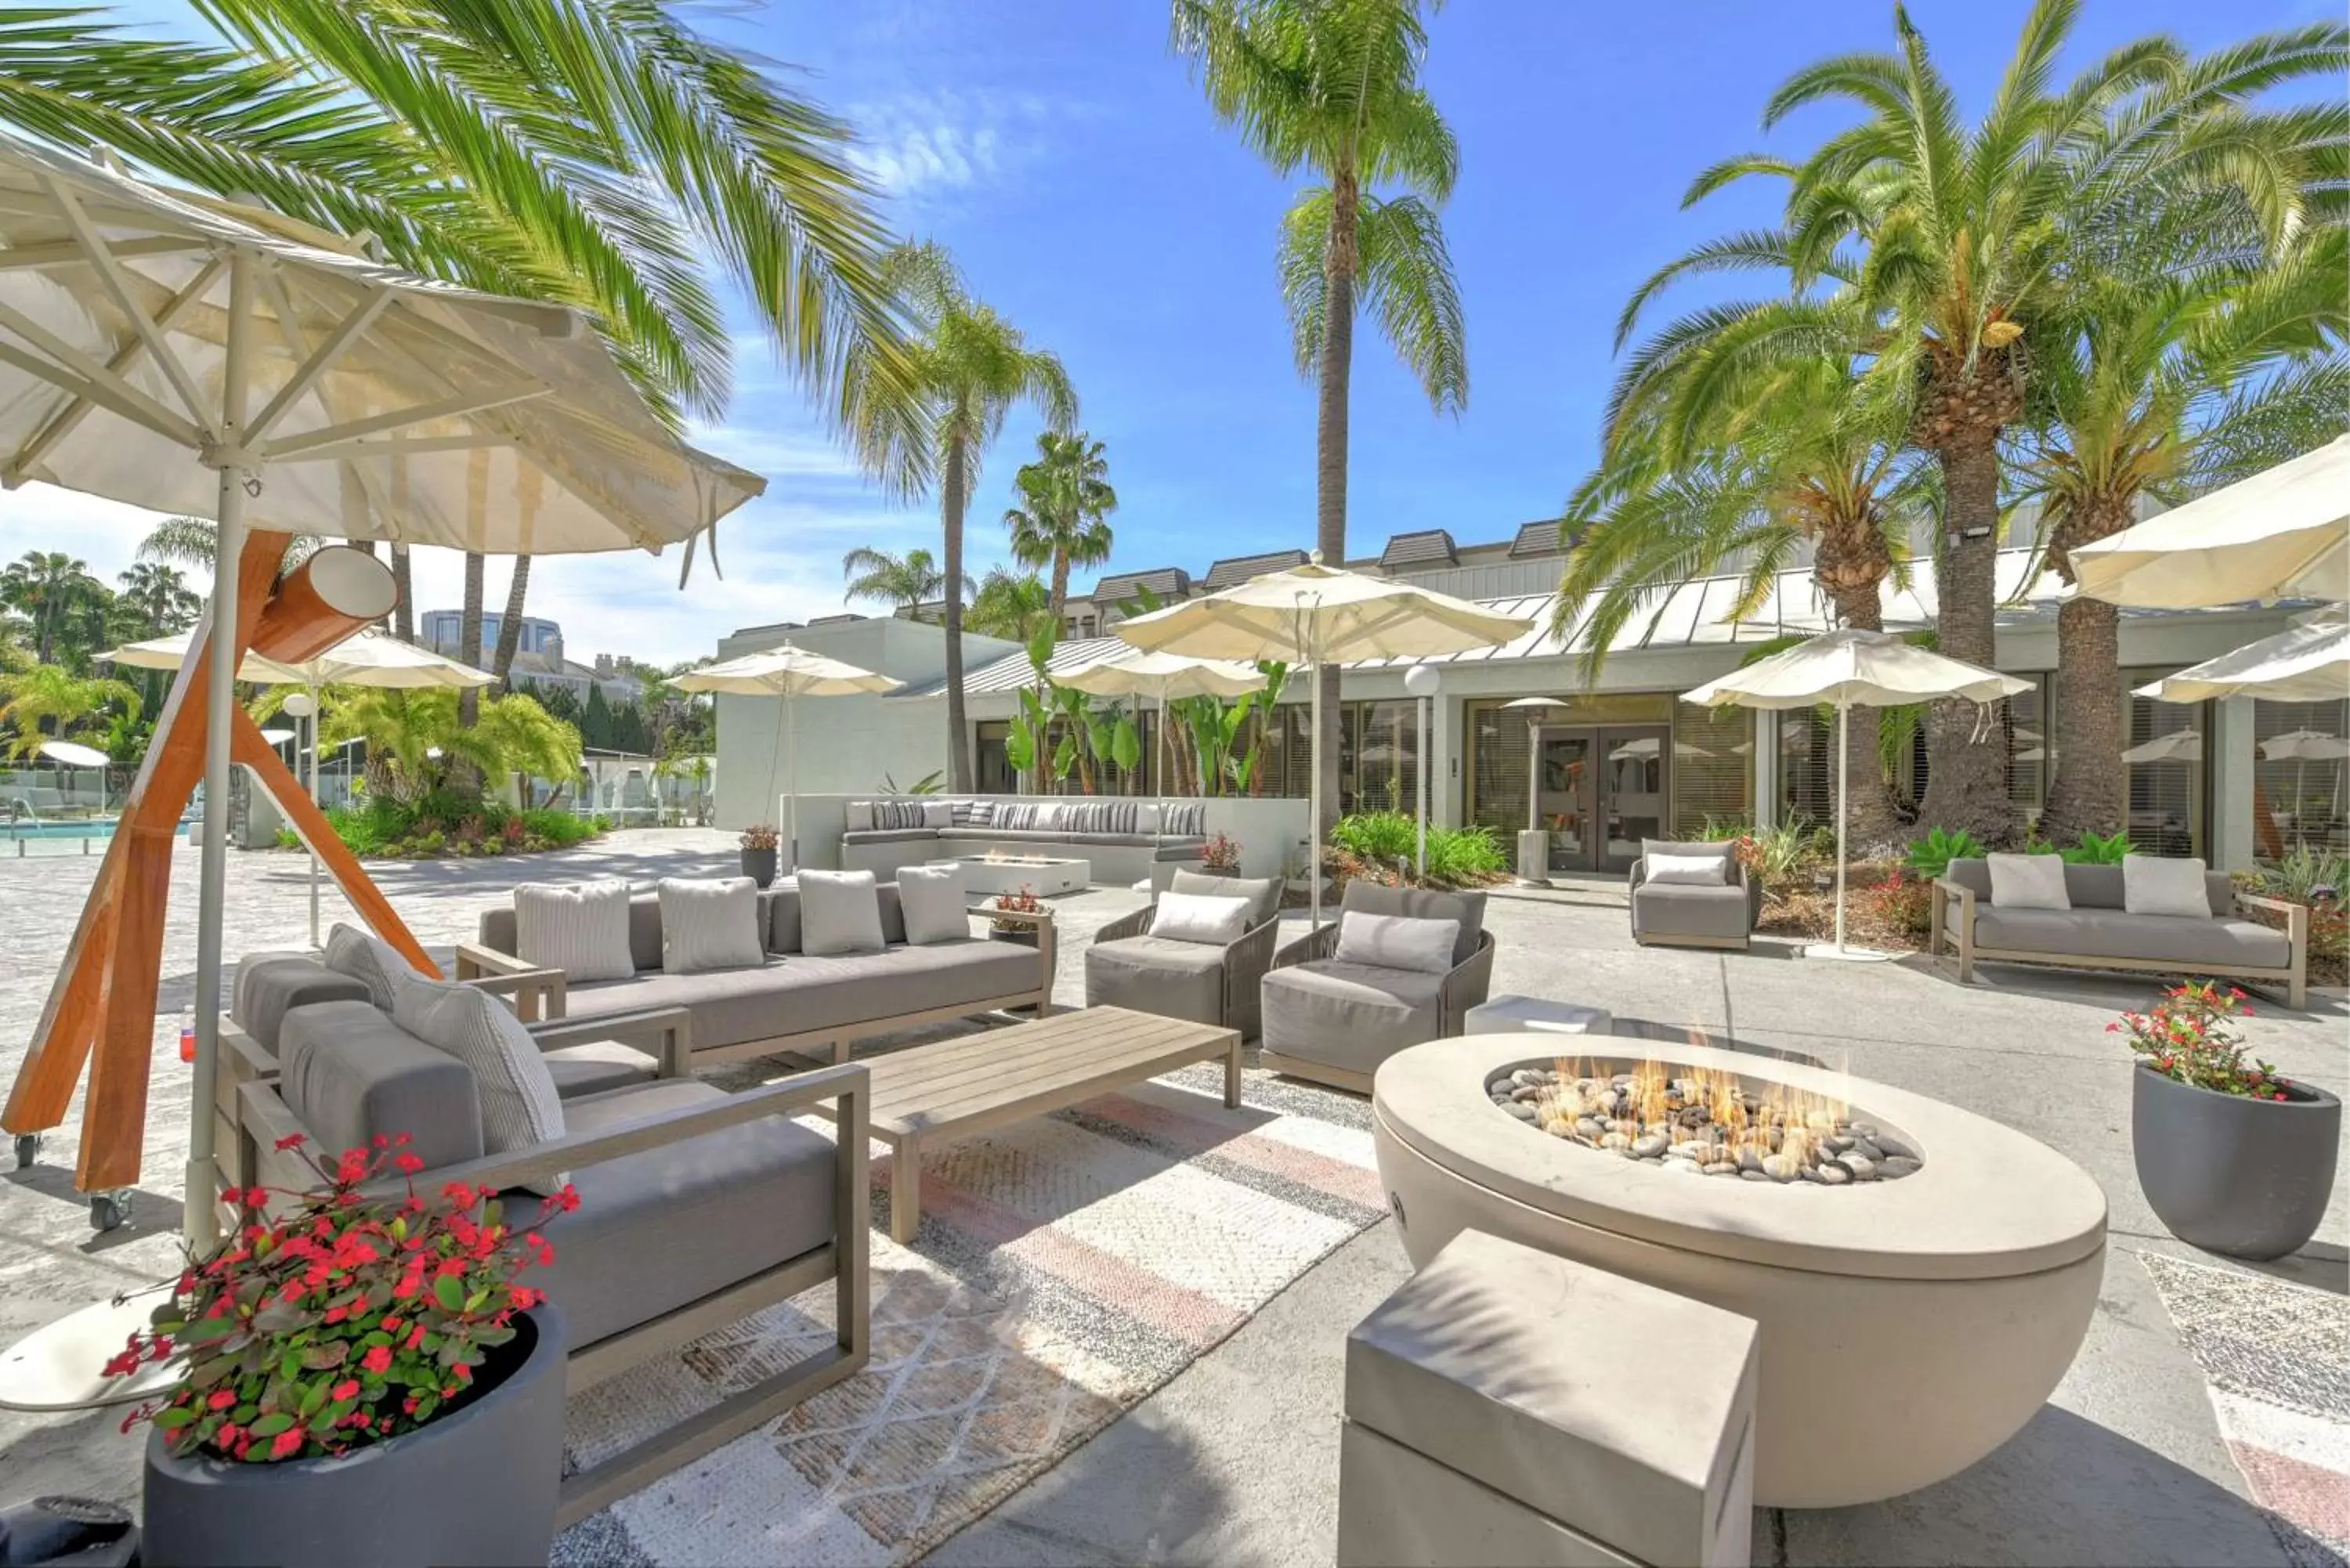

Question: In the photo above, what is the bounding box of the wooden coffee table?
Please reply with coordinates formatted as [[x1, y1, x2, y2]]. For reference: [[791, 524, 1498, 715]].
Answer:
[[815, 1006, 1242, 1242]]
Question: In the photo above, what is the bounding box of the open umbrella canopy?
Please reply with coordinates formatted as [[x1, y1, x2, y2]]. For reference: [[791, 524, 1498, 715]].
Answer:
[[1053, 648, 1269, 700], [2258, 728, 2350, 763], [2123, 729, 2203, 764], [2134, 614, 2350, 705], [104, 627, 494, 688], [668, 645, 901, 699], [1682, 629, 2032, 711], [2070, 436, 2350, 610], [1113, 558, 1531, 664]]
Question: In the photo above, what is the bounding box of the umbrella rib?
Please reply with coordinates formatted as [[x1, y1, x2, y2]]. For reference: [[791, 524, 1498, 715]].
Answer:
[[0, 235, 211, 274], [247, 284, 393, 443], [259, 381, 552, 461], [0, 298, 204, 449], [42, 178, 216, 437], [249, 260, 399, 540], [2, 254, 221, 485]]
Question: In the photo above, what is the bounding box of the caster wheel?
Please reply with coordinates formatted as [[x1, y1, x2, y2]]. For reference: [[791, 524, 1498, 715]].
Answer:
[[12, 1132, 36, 1169], [89, 1192, 130, 1232]]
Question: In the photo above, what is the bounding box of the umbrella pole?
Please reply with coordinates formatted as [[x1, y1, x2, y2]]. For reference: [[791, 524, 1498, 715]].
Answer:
[[1835, 697, 1849, 953], [1308, 612, 1323, 931], [186, 254, 252, 1251], [1154, 695, 1166, 853], [306, 678, 321, 948], [786, 687, 798, 874], [1416, 692, 1428, 879]]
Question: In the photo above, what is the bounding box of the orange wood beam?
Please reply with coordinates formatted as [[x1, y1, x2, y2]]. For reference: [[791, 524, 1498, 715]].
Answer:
[[76, 822, 175, 1193], [249, 544, 396, 663]]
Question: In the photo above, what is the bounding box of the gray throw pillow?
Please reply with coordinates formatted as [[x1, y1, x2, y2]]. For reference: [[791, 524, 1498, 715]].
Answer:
[[896, 863, 971, 945], [391, 975, 566, 1188], [323, 922, 423, 1010], [657, 876, 765, 973], [512, 879, 635, 981], [800, 869, 887, 955], [1332, 911, 1461, 975]]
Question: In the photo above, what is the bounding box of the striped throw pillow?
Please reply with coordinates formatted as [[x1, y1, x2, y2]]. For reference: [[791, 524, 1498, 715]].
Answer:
[[657, 877, 765, 974], [967, 799, 996, 827], [392, 975, 567, 1188], [323, 922, 422, 1010], [512, 879, 635, 981]]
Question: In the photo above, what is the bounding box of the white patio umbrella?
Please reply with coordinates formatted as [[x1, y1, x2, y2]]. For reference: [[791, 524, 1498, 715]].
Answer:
[[2133, 612, 2350, 705], [2072, 436, 2350, 609], [2257, 728, 2350, 845], [34, 739, 108, 814], [1115, 558, 1531, 927], [1054, 649, 1269, 853], [1683, 630, 2031, 959], [669, 645, 901, 869], [105, 627, 496, 944], [0, 132, 762, 1260], [2121, 729, 2202, 764]]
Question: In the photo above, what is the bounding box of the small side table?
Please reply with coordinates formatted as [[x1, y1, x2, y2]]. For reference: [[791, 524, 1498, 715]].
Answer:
[[1464, 994, 1614, 1037]]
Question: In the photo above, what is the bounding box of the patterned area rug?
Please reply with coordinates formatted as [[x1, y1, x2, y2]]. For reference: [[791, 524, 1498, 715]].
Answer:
[[554, 1063, 1385, 1566], [2140, 1252, 2350, 1568]]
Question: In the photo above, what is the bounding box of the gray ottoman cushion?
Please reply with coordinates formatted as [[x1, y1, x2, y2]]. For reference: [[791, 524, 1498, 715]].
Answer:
[[1261, 960, 1445, 1075], [231, 953, 371, 1060], [280, 1000, 483, 1170], [1086, 934, 1226, 1025], [526, 1079, 838, 1348], [1632, 882, 1750, 942]]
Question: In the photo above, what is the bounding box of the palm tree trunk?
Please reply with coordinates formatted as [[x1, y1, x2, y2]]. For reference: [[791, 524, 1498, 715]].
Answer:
[[390, 544, 415, 643], [2041, 493, 2137, 843], [492, 556, 531, 687], [458, 552, 485, 727], [1314, 171, 1360, 845], [1050, 552, 1071, 626], [1915, 437, 2016, 845], [941, 439, 974, 793], [1827, 583, 1907, 851]]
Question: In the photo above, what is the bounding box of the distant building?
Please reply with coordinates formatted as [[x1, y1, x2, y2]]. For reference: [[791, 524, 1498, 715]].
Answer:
[[419, 610, 642, 703]]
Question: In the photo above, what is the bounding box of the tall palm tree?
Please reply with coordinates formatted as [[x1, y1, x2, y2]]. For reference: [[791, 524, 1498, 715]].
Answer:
[[1173, 0, 1467, 837], [457, 554, 486, 739], [842, 547, 964, 620], [389, 544, 416, 642], [2022, 225, 2345, 840], [0, 551, 105, 665], [1627, 2, 2345, 840], [0, 0, 931, 471], [1005, 432, 1118, 620], [492, 557, 531, 686], [0, 663, 140, 758], [854, 243, 1076, 791], [967, 568, 1058, 643], [114, 562, 204, 637], [137, 515, 319, 578]]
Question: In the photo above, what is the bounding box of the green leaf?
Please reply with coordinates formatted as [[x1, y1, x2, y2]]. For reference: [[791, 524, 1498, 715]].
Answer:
[[184, 1315, 237, 1344], [432, 1275, 465, 1313], [249, 1412, 296, 1437], [154, 1406, 198, 1429]]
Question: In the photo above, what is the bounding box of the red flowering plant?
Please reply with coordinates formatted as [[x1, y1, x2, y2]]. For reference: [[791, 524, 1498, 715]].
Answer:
[[107, 1133, 575, 1465], [2110, 982, 2290, 1100]]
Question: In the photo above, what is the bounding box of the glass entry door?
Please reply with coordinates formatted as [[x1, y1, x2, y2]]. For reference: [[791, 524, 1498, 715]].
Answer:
[[1535, 724, 1672, 873], [1534, 729, 1596, 873]]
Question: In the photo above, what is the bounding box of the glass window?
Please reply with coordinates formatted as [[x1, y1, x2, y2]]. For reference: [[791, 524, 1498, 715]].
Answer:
[[2254, 695, 2346, 863], [2123, 670, 2205, 858], [1672, 703, 1754, 836]]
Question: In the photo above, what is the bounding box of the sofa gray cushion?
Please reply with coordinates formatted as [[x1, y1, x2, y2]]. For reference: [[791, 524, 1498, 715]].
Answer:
[[232, 953, 371, 1060], [840, 827, 942, 846], [324, 922, 423, 1009], [1170, 869, 1280, 929], [541, 1039, 659, 1098], [528, 1079, 837, 1349], [1260, 961, 1446, 1075], [1631, 881, 1751, 942], [280, 1000, 483, 1170], [1336, 883, 1486, 966], [1085, 934, 1226, 1026], [513, 880, 635, 982], [1971, 907, 2290, 969], [801, 869, 885, 956]]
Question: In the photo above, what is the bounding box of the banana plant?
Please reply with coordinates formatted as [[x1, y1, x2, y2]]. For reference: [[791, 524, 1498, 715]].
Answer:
[[1005, 623, 1060, 789]]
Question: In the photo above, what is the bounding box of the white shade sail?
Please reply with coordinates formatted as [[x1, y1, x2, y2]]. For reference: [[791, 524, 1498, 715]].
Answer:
[[2070, 437, 2350, 609], [1681, 629, 2033, 711], [104, 627, 494, 688], [2134, 615, 2350, 705], [1053, 648, 1270, 700], [668, 645, 902, 699], [1113, 559, 1533, 665]]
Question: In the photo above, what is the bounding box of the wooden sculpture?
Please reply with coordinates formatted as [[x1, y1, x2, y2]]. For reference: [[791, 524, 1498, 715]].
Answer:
[[2, 529, 438, 1196]]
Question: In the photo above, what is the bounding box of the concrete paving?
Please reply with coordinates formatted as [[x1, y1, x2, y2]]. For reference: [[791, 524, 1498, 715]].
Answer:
[[2, 837, 2343, 1566]]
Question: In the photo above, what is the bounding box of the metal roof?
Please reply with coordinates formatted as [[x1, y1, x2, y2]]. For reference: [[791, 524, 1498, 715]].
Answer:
[[808, 612, 862, 626], [1203, 549, 1310, 588], [1379, 529, 1459, 569], [893, 634, 1137, 699]]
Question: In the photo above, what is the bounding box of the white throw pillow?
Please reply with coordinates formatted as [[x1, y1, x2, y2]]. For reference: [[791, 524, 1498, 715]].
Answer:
[[657, 877, 765, 974], [1134, 803, 1161, 833], [512, 879, 635, 982], [1333, 911, 1462, 975], [2124, 854, 2213, 919], [800, 869, 887, 955], [897, 863, 972, 945], [1031, 801, 1066, 832], [1986, 853, 2071, 910], [392, 976, 566, 1188], [1149, 890, 1251, 946], [843, 801, 874, 832], [922, 799, 954, 829], [1645, 852, 1727, 887], [323, 922, 422, 1010]]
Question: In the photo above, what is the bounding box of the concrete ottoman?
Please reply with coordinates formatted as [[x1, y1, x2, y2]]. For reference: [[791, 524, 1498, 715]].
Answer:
[[1464, 994, 1614, 1037], [1340, 1228, 1757, 1568]]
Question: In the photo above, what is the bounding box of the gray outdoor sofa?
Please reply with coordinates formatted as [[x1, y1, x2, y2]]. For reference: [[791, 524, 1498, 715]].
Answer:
[[458, 880, 1054, 1068], [1932, 857, 2308, 1008], [1628, 838, 1760, 952], [838, 797, 1209, 889], [1258, 883, 1496, 1093], [1085, 870, 1285, 1039], [234, 996, 869, 1529]]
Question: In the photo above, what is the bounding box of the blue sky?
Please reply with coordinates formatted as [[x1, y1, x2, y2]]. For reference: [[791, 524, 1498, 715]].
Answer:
[[14, 0, 2334, 665]]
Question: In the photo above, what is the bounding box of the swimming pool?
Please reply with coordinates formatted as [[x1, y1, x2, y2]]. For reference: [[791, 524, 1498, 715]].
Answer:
[[0, 818, 185, 855]]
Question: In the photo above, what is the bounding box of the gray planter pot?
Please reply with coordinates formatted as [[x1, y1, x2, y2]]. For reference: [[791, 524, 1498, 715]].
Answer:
[[143, 1306, 567, 1568], [739, 845, 779, 888], [1195, 864, 1240, 880], [2133, 1067, 2341, 1261]]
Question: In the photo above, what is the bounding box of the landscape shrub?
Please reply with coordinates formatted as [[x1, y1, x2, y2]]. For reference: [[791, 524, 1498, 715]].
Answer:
[[311, 797, 604, 860]]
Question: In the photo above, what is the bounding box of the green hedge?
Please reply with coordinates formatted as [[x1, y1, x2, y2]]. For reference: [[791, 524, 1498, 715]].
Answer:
[[1329, 811, 1506, 885], [281, 793, 609, 859]]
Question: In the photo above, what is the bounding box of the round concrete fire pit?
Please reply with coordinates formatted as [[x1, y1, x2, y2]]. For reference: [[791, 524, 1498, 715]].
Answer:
[[1372, 1035, 2107, 1508]]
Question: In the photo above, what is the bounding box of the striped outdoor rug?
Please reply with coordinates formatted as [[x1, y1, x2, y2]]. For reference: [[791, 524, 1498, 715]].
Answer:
[[554, 1062, 1385, 1567]]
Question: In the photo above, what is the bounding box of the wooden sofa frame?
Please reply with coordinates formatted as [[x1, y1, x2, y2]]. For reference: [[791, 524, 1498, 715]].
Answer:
[[235, 1014, 871, 1530], [1930, 877, 2309, 1010], [1256, 926, 1498, 1096], [452, 905, 1058, 1069]]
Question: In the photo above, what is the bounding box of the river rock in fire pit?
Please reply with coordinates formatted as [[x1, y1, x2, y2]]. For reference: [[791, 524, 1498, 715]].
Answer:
[[1632, 1133, 1669, 1159], [1503, 1101, 1538, 1122], [1836, 1154, 1878, 1181], [1762, 1154, 1802, 1181], [1849, 1136, 1884, 1163], [1880, 1156, 1922, 1178], [1814, 1162, 1851, 1185]]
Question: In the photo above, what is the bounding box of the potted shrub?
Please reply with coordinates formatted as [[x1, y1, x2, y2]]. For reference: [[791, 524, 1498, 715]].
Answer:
[[1198, 833, 1242, 879], [989, 886, 1043, 947], [739, 822, 779, 887], [2120, 983, 2340, 1261], [124, 1136, 577, 1568]]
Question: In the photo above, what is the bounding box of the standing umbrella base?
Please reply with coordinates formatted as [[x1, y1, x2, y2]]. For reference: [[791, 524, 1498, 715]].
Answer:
[[1800, 941, 1900, 963], [0, 1292, 178, 1412]]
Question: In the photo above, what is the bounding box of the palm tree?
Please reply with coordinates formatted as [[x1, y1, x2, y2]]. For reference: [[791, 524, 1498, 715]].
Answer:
[[136, 516, 318, 577], [1, 2, 931, 464], [491, 557, 531, 685], [114, 562, 204, 638], [853, 243, 1076, 791], [1005, 432, 1117, 620], [0, 551, 105, 665], [1627, 2, 2345, 840], [841, 547, 963, 619], [967, 568, 1059, 643], [389, 544, 416, 643], [1173, 0, 1467, 837], [0, 664, 141, 759], [457, 554, 486, 745], [2022, 225, 2345, 840]]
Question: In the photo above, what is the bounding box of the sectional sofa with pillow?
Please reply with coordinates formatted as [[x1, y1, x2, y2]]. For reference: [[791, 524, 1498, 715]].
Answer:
[[837, 796, 1211, 889], [1932, 854, 2308, 1007], [458, 870, 1055, 1068]]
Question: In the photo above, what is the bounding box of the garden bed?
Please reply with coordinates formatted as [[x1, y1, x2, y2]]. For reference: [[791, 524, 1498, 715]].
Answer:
[[277, 796, 609, 861]]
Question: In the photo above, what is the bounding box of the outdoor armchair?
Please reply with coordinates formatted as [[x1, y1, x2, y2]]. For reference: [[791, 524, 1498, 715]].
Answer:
[[1628, 840, 1759, 952], [1085, 870, 1285, 1039], [1258, 883, 1495, 1094]]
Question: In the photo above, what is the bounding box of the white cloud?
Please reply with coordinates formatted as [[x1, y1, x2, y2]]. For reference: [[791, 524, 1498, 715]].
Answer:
[[843, 89, 1089, 209]]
